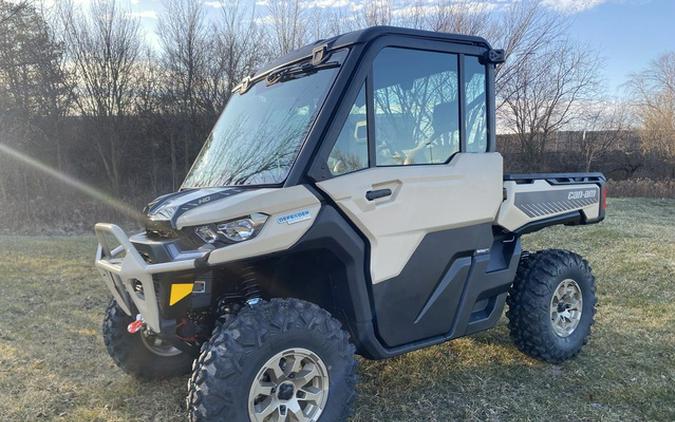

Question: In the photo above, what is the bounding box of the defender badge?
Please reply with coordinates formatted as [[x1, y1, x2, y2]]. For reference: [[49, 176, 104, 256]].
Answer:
[[277, 210, 311, 225]]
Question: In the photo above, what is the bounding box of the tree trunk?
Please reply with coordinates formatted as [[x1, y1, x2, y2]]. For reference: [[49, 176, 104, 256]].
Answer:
[[184, 136, 190, 178], [0, 159, 8, 203], [170, 134, 177, 191]]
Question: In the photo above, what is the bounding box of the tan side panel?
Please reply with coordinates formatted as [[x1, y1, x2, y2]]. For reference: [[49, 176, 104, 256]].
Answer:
[[497, 180, 601, 232], [175, 186, 321, 265], [318, 153, 503, 283]]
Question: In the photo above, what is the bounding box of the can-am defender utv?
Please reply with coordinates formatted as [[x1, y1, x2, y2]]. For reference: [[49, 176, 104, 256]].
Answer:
[[95, 26, 607, 421]]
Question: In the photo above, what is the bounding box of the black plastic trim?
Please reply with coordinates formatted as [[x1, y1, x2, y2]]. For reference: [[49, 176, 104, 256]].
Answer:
[[371, 224, 492, 347], [513, 211, 583, 235], [504, 172, 606, 184], [413, 256, 472, 324], [355, 236, 522, 359]]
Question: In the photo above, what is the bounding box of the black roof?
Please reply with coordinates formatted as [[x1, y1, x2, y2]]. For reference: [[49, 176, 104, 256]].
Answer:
[[256, 26, 492, 76]]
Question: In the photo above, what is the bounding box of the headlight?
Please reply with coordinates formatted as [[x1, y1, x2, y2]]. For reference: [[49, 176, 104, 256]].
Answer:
[[194, 213, 268, 244]]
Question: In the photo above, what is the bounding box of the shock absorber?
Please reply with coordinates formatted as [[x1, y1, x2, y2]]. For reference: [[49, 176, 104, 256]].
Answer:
[[215, 265, 261, 327], [239, 264, 262, 305]]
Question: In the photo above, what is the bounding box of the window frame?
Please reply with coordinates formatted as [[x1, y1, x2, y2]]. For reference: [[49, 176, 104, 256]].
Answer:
[[307, 35, 494, 181]]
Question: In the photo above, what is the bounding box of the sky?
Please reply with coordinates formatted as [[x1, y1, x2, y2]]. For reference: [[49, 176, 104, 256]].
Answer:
[[115, 0, 675, 97], [565, 0, 675, 95]]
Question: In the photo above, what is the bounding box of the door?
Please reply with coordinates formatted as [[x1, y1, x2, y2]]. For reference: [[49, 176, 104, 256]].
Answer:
[[317, 46, 504, 347]]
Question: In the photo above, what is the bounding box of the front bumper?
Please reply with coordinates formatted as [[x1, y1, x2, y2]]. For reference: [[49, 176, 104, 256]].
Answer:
[[94, 223, 207, 333]]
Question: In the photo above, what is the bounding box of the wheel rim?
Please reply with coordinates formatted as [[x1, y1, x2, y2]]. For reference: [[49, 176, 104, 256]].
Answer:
[[248, 348, 329, 422], [139, 330, 182, 357], [550, 278, 584, 337]]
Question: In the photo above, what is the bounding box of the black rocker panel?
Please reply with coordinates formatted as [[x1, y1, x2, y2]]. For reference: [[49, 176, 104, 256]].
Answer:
[[371, 224, 493, 347]]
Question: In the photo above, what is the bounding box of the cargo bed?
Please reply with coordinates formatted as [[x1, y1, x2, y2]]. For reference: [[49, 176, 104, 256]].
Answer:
[[497, 173, 607, 234]]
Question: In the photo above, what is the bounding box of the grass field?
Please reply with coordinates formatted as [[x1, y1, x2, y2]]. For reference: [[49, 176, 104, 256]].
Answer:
[[0, 198, 673, 421]]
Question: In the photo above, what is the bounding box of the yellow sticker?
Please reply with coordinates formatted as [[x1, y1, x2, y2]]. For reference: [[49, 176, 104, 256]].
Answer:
[[169, 283, 193, 305]]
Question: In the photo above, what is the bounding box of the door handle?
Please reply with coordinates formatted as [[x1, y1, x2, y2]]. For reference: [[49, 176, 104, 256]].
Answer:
[[365, 188, 392, 201]]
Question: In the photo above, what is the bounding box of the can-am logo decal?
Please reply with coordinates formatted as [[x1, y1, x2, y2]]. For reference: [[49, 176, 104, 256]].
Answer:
[[277, 210, 311, 225], [568, 190, 597, 200], [514, 186, 600, 218]]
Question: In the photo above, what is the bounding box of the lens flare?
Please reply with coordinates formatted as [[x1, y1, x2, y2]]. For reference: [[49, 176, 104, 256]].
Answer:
[[0, 143, 145, 222]]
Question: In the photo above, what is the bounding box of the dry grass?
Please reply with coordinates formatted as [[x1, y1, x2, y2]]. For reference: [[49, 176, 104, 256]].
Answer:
[[608, 178, 675, 198], [0, 198, 673, 421]]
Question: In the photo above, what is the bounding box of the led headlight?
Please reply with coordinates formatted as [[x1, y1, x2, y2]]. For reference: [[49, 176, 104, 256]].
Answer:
[[194, 213, 268, 244], [194, 225, 219, 243]]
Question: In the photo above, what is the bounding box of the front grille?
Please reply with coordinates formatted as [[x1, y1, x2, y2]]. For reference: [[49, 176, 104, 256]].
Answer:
[[145, 220, 177, 240], [146, 228, 174, 239]]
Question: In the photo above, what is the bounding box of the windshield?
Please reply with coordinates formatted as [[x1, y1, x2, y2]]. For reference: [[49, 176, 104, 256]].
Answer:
[[182, 50, 347, 188]]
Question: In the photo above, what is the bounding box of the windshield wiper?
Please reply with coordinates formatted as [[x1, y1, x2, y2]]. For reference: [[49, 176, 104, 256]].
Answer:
[[265, 61, 340, 86], [236, 44, 338, 93], [235, 59, 339, 94]]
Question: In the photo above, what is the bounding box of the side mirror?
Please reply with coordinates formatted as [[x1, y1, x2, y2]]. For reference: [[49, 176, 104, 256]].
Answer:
[[481, 49, 505, 65]]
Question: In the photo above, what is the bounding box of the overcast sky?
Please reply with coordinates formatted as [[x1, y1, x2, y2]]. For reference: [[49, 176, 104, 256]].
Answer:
[[113, 0, 675, 96]]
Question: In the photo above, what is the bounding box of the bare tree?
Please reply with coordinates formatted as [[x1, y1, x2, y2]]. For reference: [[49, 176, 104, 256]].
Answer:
[[60, 0, 141, 194], [424, 0, 497, 36], [0, 0, 31, 202], [501, 40, 601, 164], [493, 0, 567, 111], [0, 0, 71, 126], [0, 0, 27, 26], [577, 100, 632, 172], [266, 0, 307, 54], [359, 0, 393, 27], [210, 0, 265, 109], [628, 52, 675, 175], [318, 2, 359, 36], [132, 48, 165, 193], [157, 0, 210, 178], [0, 0, 74, 205]]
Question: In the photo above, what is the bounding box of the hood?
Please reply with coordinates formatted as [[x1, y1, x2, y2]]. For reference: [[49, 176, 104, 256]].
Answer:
[[145, 187, 246, 228], [145, 185, 320, 231]]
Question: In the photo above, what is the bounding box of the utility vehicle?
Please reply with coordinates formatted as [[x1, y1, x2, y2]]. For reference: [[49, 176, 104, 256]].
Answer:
[[95, 26, 607, 422]]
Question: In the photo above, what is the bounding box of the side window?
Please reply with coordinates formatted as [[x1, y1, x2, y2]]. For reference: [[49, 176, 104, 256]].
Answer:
[[465, 56, 487, 152], [373, 48, 459, 166], [327, 84, 368, 175]]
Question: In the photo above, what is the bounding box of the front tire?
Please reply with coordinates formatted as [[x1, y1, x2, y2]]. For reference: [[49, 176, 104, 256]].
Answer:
[[102, 300, 194, 379], [187, 298, 357, 422], [506, 249, 597, 364]]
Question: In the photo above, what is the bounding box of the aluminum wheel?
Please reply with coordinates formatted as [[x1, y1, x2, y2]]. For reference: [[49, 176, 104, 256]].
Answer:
[[248, 348, 329, 422], [139, 330, 182, 357], [550, 278, 583, 337]]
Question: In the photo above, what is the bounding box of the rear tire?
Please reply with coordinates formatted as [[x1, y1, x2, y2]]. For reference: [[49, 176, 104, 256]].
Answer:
[[506, 249, 597, 363], [102, 299, 194, 379], [187, 298, 357, 422]]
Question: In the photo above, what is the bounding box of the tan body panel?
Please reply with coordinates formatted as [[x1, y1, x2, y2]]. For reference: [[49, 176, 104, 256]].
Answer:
[[317, 153, 504, 283], [497, 180, 601, 232], [175, 186, 321, 265]]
